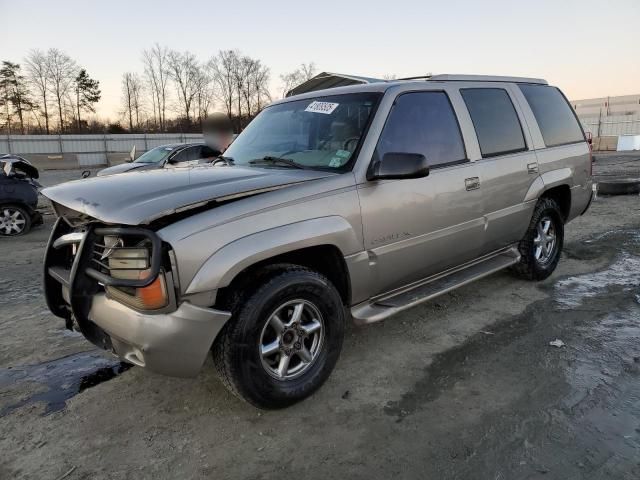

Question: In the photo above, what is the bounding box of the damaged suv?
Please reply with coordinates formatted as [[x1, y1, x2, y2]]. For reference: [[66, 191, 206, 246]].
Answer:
[[43, 75, 593, 408]]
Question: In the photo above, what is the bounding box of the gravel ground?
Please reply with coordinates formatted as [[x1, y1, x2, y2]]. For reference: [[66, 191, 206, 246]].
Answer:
[[1, 166, 640, 479], [593, 151, 640, 179]]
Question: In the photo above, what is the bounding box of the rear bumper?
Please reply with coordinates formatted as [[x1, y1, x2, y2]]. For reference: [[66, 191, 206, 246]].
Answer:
[[88, 295, 231, 377]]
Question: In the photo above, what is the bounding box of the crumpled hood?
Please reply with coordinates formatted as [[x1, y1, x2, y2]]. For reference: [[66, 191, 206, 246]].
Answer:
[[96, 162, 152, 176], [42, 165, 335, 225]]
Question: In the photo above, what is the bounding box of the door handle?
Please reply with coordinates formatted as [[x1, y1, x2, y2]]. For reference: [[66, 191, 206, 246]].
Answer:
[[465, 177, 480, 191], [527, 163, 538, 174]]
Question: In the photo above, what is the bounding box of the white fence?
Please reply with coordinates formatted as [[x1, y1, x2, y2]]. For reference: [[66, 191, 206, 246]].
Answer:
[[0, 133, 204, 167], [578, 114, 640, 137]]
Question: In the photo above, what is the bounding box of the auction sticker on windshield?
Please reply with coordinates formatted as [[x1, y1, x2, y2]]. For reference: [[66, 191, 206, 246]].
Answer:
[[305, 101, 339, 114]]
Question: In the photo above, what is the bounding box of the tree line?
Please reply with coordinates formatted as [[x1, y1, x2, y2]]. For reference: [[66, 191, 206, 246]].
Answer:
[[1, 45, 317, 135]]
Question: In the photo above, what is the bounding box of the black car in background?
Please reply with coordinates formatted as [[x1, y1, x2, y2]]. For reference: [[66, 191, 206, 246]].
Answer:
[[97, 142, 217, 176], [0, 155, 43, 236]]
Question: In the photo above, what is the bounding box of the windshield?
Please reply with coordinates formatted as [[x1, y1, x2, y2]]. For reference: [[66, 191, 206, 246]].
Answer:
[[224, 92, 381, 170], [134, 145, 177, 164]]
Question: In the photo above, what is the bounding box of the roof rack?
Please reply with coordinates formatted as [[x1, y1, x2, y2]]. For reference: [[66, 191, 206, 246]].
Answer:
[[428, 74, 548, 85], [396, 75, 432, 81]]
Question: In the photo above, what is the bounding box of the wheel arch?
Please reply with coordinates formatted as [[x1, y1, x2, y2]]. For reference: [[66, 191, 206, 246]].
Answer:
[[184, 216, 360, 304], [216, 245, 352, 309], [524, 167, 573, 222], [539, 184, 571, 222]]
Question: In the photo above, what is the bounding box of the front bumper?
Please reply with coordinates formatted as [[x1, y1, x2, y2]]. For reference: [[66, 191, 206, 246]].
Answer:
[[43, 218, 231, 378], [89, 294, 230, 377]]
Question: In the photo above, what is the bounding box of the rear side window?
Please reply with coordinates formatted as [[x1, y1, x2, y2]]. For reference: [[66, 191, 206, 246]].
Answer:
[[519, 85, 584, 147], [376, 91, 466, 168], [460, 88, 526, 158]]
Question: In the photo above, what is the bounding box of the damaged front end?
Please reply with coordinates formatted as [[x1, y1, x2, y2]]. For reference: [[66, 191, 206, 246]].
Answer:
[[44, 208, 231, 377]]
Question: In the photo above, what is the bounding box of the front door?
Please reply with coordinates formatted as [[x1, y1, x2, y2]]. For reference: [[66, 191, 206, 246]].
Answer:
[[357, 91, 484, 296]]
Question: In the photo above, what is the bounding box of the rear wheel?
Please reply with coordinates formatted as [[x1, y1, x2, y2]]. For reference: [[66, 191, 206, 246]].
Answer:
[[212, 265, 345, 409], [512, 197, 564, 280], [0, 205, 31, 236]]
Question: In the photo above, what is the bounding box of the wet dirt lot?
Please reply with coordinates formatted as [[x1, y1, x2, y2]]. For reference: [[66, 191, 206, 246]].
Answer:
[[1, 170, 640, 479]]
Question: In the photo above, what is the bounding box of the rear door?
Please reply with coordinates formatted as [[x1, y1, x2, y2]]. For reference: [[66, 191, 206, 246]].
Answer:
[[517, 84, 591, 220], [357, 89, 484, 295], [459, 85, 540, 252]]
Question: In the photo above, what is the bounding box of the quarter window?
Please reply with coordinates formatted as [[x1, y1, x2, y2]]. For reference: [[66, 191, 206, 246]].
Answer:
[[519, 85, 584, 147], [375, 92, 466, 168], [460, 88, 526, 157]]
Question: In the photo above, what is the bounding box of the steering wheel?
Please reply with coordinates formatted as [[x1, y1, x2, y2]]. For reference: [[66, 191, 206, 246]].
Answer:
[[211, 157, 231, 166], [342, 137, 360, 152]]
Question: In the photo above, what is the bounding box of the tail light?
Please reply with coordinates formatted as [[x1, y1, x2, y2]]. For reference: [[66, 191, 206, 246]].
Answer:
[[586, 132, 593, 176]]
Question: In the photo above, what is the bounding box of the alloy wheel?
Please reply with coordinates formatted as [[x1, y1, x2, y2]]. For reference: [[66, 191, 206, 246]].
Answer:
[[0, 208, 27, 235], [533, 216, 557, 265], [259, 299, 325, 380]]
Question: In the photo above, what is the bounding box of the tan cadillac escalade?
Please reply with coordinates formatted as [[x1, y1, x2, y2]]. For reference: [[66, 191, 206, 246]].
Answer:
[[42, 75, 593, 408]]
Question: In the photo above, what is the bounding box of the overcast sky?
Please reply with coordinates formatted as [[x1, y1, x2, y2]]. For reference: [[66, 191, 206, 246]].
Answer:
[[3, 0, 639, 120]]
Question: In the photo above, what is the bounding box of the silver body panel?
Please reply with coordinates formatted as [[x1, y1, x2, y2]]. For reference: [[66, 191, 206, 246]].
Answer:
[[42, 76, 593, 377]]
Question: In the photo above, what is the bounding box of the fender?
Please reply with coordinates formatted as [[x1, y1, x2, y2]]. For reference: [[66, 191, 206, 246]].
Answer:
[[185, 216, 361, 295], [523, 167, 573, 202]]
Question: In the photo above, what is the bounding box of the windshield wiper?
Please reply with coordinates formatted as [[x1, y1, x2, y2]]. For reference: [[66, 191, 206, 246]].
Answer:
[[248, 156, 305, 169]]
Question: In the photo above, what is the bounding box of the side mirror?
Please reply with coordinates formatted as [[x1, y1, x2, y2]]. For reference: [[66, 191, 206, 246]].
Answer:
[[367, 152, 430, 181]]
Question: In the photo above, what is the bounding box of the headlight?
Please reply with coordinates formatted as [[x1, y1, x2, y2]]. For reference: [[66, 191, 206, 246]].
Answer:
[[102, 236, 169, 310], [107, 245, 150, 280]]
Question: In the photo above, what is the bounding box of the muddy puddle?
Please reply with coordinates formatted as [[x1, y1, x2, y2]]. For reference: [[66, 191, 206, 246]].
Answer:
[[385, 228, 640, 423], [0, 351, 131, 417]]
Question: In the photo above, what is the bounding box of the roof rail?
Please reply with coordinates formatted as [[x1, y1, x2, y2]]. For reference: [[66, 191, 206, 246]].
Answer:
[[396, 75, 432, 81], [428, 74, 548, 85]]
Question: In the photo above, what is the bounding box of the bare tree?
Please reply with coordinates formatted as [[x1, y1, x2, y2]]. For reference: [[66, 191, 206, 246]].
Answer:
[[24, 49, 51, 133], [145, 75, 158, 129], [239, 58, 270, 118], [208, 50, 239, 120], [121, 72, 144, 130], [299, 62, 317, 82], [168, 50, 200, 124], [45, 48, 77, 131], [142, 44, 170, 130], [233, 56, 251, 121], [252, 61, 271, 113], [279, 62, 317, 97], [194, 67, 213, 127]]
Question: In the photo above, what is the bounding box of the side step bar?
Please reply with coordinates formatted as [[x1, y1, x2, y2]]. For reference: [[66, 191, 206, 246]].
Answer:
[[351, 246, 520, 325]]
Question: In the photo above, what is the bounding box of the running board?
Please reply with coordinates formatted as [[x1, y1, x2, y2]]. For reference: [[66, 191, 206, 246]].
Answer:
[[351, 246, 520, 324]]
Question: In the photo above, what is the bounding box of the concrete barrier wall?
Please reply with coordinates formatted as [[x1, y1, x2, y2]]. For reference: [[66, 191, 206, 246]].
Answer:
[[0, 133, 204, 169]]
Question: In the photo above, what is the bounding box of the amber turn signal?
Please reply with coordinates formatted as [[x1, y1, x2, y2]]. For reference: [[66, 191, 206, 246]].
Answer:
[[136, 274, 168, 310]]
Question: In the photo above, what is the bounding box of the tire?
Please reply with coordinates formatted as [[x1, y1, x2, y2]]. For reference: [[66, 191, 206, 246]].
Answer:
[[0, 205, 32, 236], [212, 265, 345, 409], [512, 197, 564, 281]]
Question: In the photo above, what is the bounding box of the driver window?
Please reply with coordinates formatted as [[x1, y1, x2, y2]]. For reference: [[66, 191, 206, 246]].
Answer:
[[172, 146, 202, 163], [376, 92, 467, 168]]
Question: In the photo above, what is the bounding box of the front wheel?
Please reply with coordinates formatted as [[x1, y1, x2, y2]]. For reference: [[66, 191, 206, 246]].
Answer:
[[512, 197, 564, 281], [212, 266, 345, 409]]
